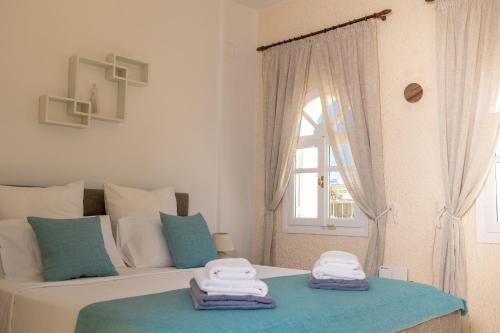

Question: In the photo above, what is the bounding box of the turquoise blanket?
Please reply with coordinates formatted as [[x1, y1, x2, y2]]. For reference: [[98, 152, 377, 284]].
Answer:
[[75, 274, 466, 333]]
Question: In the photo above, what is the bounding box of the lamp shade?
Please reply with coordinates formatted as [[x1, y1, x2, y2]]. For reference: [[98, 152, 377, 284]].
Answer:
[[213, 232, 234, 252]]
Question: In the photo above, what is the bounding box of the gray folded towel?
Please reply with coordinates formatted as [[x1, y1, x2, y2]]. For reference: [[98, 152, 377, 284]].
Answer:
[[190, 279, 276, 310], [308, 275, 370, 291]]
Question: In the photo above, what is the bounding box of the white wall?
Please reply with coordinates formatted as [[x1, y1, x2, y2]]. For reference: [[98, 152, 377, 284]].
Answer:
[[0, 0, 257, 258], [218, 0, 258, 258]]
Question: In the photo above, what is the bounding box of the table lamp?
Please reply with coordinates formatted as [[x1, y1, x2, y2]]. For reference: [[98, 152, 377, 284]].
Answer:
[[213, 232, 234, 258]]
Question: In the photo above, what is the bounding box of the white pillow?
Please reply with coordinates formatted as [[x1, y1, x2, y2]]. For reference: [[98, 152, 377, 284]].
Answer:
[[104, 183, 177, 235], [0, 181, 84, 219], [0, 219, 42, 281], [116, 217, 173, 268], [96, 216, 126, 268], [0, 216, 125, 281]]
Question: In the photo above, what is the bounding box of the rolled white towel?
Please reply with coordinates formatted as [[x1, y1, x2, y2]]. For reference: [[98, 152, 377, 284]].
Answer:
[[194, 268, 268, 297], [312, 260, 366, 280], [319, 251, 360, 267], [206, 258, 256, 281]]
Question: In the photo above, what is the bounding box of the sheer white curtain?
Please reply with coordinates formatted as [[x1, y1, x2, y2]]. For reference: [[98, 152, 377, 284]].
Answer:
[[436, 0, 500, 297], [311, 21, 388, 276], [261, 41, 312, 265]]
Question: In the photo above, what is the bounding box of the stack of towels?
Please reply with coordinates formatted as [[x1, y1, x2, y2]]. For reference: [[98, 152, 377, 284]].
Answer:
[[309, 251, 370, 291], [191, 258, 276, 310]]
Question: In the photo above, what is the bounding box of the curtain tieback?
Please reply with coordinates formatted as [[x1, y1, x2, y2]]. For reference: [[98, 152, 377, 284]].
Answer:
[[375, 204, 397, 224], [431, 206, 461, 286], [436, 206, 461, 229]]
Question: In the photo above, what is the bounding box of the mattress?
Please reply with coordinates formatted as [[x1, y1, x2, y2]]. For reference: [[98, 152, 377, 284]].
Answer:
[[0, 266, 461, 333], [0, 265, 304, 333]]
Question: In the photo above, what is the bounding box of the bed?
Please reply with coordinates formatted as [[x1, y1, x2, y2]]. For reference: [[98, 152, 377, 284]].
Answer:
[[0, 189, 465, 333]]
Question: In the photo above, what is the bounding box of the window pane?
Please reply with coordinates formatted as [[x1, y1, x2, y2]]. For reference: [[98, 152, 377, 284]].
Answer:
[[496, 163, 500, 223], [327, 98, 339, 119], [496, 90, 500, 113], [304, 97, 322, 124], [329, 144, 354, 167], [296, 147, 318, 169], [294, 173, 318, 218], [329, 171, 354, 219], [299, 117, 315, 136], [329, 146, 336, 167], [341, 144, 354, 166]]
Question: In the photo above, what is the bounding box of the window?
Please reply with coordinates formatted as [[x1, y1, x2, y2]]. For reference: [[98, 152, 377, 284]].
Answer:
[[283, 91, 368, 236], [476, 97, 500, 243]]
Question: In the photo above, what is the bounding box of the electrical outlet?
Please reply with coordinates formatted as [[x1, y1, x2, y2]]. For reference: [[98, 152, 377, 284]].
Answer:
[[379, 266, 408, 281]]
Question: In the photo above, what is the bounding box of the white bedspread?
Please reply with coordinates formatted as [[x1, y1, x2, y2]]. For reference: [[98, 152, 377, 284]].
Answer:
[[0, 265, 306, 333]]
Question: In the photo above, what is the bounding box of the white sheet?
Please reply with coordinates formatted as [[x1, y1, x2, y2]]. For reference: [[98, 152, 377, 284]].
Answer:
[[0, 265, 306, 333]]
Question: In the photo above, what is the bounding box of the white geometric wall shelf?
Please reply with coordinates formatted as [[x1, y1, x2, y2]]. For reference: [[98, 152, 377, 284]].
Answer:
[[68, 55, 128, 122], [39, 52, 149, 128], [107, 54, 149, 87], [39, 95, 91, 129]]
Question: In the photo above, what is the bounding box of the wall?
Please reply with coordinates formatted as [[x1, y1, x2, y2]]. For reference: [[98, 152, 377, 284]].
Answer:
[[0, 0, 257, 258], [253, 0, 500, 331], [219, 0, 257, 258]]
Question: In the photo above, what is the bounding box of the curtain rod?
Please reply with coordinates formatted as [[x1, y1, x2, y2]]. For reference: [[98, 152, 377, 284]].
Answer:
[[256, 9, 392, 52]]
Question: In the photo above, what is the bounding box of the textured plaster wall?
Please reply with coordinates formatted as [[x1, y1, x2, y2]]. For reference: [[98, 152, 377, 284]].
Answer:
[[253, 0, 500, 331]]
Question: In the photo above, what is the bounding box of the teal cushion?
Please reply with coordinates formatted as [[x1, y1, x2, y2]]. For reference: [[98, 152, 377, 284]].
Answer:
[[27, 216, 118, 281], [160, 213, 218, 268]]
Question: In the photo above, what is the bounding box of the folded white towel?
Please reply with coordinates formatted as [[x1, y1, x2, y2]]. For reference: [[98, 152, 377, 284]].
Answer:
[[312, 260, 366, 280], [205, 258, 256, 281], [194, 268, 268, 297], [319, 251, 360, 267]]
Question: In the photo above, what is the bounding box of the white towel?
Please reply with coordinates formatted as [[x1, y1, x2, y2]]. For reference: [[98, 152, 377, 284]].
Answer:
[[194, 268, 268, 297], [312, 260, 366, 280], [319, 251, 360, 267], [205, 258, 256, 281]]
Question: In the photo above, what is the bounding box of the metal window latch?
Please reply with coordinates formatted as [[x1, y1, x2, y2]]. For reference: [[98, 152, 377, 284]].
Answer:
[[321, 224, 336, 230], [318, 175, 325, 188]]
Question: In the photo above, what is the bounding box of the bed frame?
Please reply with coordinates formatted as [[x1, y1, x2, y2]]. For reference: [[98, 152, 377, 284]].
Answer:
[[3, 186, 189, 217], [82, 189, 189, 216], [400, 311, 462, 333], [5, 186, 461, 332]]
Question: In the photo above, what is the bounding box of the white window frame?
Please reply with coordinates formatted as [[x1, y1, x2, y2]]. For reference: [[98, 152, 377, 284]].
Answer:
[[476, 157, 500, 243], [283, 93, 368, 237]]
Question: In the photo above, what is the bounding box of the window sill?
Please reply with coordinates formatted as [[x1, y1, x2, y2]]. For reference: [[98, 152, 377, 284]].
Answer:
[[476, 185, 500, 244], [283, 223, 368, 237], [476, 218, 500, 243]]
